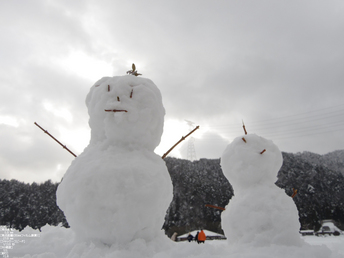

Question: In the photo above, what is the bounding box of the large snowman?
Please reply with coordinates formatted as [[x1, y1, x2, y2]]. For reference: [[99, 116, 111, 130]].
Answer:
[[56, 74, 172, 245], [221, 134, 303, 247]]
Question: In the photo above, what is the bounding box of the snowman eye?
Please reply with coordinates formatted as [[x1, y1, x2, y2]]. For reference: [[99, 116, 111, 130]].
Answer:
[[108, 85, 110, 92], [117, 96, 120, 101]]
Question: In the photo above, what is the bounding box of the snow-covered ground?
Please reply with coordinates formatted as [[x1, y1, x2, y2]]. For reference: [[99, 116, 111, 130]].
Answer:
[[303, 234, 344, 255], [5, 225, 344, 258]]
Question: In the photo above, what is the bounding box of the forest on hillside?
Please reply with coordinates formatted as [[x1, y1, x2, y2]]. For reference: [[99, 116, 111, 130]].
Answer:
[[1, 150, 344, 236], [0, 179, 68, 231]]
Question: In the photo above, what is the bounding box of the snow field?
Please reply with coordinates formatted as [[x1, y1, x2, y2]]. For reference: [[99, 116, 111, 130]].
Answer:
[[7, 225, 344, 258]]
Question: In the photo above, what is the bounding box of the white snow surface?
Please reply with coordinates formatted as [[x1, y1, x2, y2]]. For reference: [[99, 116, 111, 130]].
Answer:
[[7, 225, 344, 258], [56, 75, 172, 245]]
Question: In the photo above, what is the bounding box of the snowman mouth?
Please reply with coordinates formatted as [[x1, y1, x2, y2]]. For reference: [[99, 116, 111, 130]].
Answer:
[[105, 109, 128, 113]]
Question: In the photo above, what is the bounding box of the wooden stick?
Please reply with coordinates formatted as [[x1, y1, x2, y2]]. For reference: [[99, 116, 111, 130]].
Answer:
[[205, 204, 225, 211], [242, 120, 247, 135], [162, 125, 200, 159], [104, 109, 127, 112], [34, 122, 77, 157]]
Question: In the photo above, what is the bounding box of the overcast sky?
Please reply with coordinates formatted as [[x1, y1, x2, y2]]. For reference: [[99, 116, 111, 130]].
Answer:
[[1, 0, 344, 183]]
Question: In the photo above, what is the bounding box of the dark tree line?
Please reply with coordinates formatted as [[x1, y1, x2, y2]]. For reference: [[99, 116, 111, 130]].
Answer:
[[276, 152, 344, 231], [1, 150, 344, 235], [0, 179, 69, 231], [162, 157, 233, 237], [162, 154, 344, 236]]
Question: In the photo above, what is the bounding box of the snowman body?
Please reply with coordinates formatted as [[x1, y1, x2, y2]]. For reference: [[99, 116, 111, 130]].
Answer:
[[221, 134, 302, 247], [56, 75, 172, 245]]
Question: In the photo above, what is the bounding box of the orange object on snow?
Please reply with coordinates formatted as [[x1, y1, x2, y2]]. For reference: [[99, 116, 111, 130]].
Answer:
[[198, 230, 206, 242]]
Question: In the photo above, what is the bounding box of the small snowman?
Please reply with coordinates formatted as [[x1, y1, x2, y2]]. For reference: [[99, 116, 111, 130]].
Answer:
[[56, 70, 172, 245], [221, 134, 303, 247]]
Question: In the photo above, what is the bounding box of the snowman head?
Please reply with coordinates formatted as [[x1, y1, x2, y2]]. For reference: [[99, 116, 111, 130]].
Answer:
[[85, 75, 165, 151], [221, 134, 283, 189]]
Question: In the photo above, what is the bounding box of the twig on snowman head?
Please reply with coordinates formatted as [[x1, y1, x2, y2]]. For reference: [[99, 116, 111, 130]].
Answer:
[[260, 149, 266, 154], [126, 63, 142, 76], [162, 125, 200, 159], [242, 120, 247, 135]]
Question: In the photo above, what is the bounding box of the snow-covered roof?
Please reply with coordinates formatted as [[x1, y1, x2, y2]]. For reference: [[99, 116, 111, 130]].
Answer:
[[321, 221, 341, 232]]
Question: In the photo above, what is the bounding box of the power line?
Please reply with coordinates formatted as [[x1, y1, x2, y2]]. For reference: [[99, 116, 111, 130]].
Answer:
[[248, 110, 344, 129], [252, 120, 344, 136], [267, 127, 344, 140], [190, 105, 344, 146], [209, 105, 344, 129], [248, 104, 344, 124]]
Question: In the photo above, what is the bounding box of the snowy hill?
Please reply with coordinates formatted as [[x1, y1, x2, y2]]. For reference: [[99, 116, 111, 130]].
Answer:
[[297, 150, 344, 175], [277, 151, 344, 231]]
